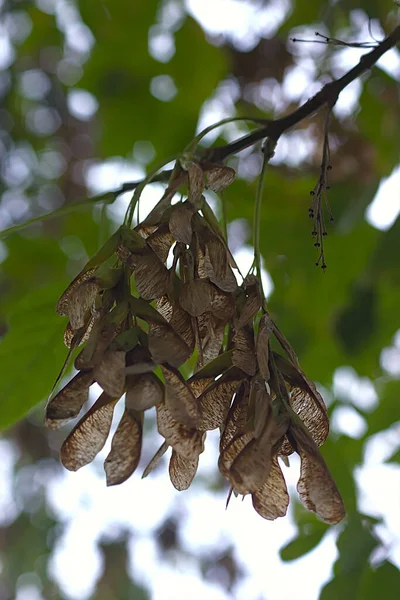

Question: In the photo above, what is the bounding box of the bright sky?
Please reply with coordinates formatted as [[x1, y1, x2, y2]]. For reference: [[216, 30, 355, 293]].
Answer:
[[1, 2, 400, 599]]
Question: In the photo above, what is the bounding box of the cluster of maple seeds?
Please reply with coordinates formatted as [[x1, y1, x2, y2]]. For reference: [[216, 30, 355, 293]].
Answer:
[[46, 160, 345, 524]]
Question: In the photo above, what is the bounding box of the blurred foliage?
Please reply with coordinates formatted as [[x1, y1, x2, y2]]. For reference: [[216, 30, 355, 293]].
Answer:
[[0, 0, 400, 599]]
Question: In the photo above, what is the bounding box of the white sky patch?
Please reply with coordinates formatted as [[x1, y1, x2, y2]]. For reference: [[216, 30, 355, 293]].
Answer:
[[380, 330, 400, 376], [0, 32, 15, 69], [148, 26, 176, 63], [185, 0, 290, 51], [67, 89, 99, 121], [85, 159, 145, 195], [356, 463, 400, 568], [330, 405, 367, 439], [377, 47, 400, 80], [233, 245, 274, 298], [365, 165, 400, 231], [333, 78, 362, 118], [333, 366, 378, 412]]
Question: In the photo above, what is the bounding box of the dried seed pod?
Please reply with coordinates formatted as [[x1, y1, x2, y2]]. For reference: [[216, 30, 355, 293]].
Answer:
[[156, 401, 205, 458], [179, 279, 213, 317], [228, 411, 288, 495], [187, 162, 205, 208], [218, 430, 254, 482], [45, 370, 94, 429], [220, 382, 250, 452], [148, 321, 192, 368], [274, 353, 329, 448], [256, 315, 272, 381], [202, 240, 238, 293], [204, 164, 236, 192], [146, 224, 174, 263], [237, 276, 262, 328], [232, 325, 257, 376], [129, 251, 170, 300], [169, 449, 199, 491], [68, 280, 100, 330], [290, 423, 345, 524], [156, 296, 195, 352], [104, 408, 143, 486], [56, 268, 97, 317], [197, 368, 244, 431], [63, 314, 97, 349], [93, 349, 126, 397], [247, 377, 271, 438], [142, 441, 169, 479], [125, 344, 157, 375], [252, 457, 289, 520], [126, 373, 164, 411], [169, 202, 195, 245], [61, 393, 118, 471], [208, 286, 236, 322], [162, 364, 200, 428], [196, 312, 226, 368], [75, 301, 129, 369]]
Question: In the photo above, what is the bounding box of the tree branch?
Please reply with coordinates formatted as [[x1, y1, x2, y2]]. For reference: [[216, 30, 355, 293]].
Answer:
[[207, 24, 400, 162]]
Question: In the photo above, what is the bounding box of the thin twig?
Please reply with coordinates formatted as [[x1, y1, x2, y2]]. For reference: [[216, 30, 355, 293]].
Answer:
[[208, 24, 400, 162]]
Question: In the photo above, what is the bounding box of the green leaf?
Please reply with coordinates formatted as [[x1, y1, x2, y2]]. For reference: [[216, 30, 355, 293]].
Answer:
[[0, 283, 68, 430], [357, 561, 400, 600], [366, 379, 400, 435], [335, 517, 378, 577], [280, 529, 327, 562], [386, 448, 400, 464], [321, 516, 379, 600]]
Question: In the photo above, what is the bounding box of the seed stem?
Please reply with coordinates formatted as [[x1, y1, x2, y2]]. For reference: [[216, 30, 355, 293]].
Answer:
[[253, 138, 277, 305]]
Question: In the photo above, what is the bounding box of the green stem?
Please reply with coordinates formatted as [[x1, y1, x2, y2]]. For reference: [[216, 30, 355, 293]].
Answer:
[[125, 155, 177, 227], [0, 191, 114, 239], [253, 139, 277, 303]]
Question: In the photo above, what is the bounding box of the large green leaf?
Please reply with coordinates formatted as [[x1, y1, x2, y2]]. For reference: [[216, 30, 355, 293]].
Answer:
[[0, 283, 68, 430], [321, 516, 379, 600], [366, 379, 400, 435], [358, 561, 400, 600]]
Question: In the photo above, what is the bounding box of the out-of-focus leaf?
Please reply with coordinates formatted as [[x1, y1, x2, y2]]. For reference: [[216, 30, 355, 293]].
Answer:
[[0, 283, 69, 430], [321, 515, 379, 600], [366, 379, 400, 435], [335, 283, 377, 354], [357, 561, 400, 600], [280, 529, 327, 562]]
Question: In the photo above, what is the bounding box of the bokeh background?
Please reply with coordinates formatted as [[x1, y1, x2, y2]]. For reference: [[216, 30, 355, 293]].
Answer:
[[1, 1, 400, 599]]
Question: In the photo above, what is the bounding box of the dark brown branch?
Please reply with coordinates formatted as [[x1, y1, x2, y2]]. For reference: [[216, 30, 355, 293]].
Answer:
[[207, 24, 400, 163]]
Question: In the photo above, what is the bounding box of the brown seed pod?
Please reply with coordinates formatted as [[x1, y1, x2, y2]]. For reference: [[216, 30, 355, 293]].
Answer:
[[56, 268, 97, 317], [290, 423, 345, 525], [148, 321, 192, 368], [45, 370, 94, 429], [197, 368, 245, 431], [204, 164, 236, 192], [179, 279, 213, 317], [156, 401, 205, 459], [162, 364, 200, 428], [251, 457, 289, 520], [93, 349, 126, 397], [104, 408, 143, 486], [232, 325, 257, 376], [60, 393, 119, 471], [169, 449, 199, 491], [126, 373, 164, 412], [187, 162, 205, 208], [169, 202, 195, 245]]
